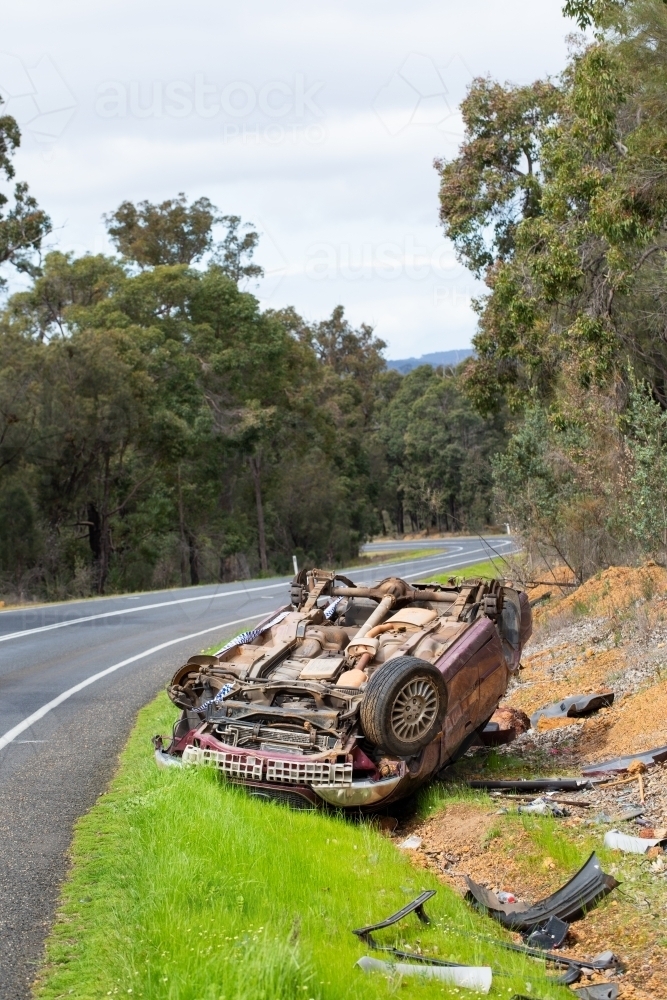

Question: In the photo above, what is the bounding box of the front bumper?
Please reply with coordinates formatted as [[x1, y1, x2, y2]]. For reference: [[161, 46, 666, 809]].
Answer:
[[159, 743, 406, 808], [310, 773, 404, 806]]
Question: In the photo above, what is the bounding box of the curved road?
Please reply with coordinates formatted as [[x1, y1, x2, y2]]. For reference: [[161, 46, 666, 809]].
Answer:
[[0, 535, 517, 998]]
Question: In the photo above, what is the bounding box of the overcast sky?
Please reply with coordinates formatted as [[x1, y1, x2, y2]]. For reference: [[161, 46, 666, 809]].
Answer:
[[2, 1, 573, 358]]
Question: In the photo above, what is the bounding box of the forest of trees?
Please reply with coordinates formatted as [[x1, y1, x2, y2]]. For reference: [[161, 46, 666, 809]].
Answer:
[[436, 0, 667, 581], [0, 185, 502, 598], [5, 0, 667, 598]]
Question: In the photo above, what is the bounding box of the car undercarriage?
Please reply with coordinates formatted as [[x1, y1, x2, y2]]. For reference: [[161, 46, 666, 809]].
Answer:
[[156, 568, 532, 809]]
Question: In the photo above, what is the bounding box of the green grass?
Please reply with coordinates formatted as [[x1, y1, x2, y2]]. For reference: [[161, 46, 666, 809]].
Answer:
[[35, 694, 573, 1000], [425, 560, 511, 585]]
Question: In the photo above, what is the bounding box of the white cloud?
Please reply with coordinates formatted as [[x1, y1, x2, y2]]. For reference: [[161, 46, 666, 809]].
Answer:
[[3, 0, 571, 356]]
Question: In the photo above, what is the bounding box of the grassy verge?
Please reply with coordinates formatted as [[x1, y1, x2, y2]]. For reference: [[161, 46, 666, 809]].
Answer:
[[426, 559, 510, 584], [36, 694, 572, 1000]]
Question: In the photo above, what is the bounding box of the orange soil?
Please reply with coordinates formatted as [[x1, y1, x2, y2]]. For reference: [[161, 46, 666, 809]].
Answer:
[[503, 564, 667, 761]]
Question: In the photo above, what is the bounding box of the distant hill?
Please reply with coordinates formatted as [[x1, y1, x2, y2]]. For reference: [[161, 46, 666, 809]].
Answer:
[[386, 349, 473, 375]]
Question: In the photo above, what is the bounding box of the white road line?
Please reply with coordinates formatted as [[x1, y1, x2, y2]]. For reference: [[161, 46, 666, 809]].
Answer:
[[0, 612, 265, 752], [0, 583, 287, 644]]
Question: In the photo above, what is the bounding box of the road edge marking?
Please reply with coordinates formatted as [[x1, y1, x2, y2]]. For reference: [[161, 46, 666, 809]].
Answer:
[[0, 586, 288, 644], [0, 612, 266, 752]]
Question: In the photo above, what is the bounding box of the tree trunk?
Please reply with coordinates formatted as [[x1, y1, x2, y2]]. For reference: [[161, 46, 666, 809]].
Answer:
[[87, 501, 111, 594], [249, 454, 268, 572], [177, 466, 188, 587], [186, 527, 200, 585], [87, 501, 101, 564]]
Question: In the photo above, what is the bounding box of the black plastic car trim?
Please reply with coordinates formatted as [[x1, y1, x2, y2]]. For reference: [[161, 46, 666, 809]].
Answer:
[[467, 778, 593, 792], [465, 852, 619, 930], [352, 890, 436, 945]]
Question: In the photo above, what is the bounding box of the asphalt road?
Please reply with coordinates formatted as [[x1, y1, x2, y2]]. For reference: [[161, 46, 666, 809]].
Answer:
[[0, 535, 517, 998]]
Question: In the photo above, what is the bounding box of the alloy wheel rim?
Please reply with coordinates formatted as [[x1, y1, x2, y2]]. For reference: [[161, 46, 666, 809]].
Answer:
[[390, 677, 439, 742]]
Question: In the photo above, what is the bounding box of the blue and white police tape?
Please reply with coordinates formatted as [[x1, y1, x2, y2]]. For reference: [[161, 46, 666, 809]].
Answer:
[[323, 596, 343, 619], [213, 610, 291, 656]]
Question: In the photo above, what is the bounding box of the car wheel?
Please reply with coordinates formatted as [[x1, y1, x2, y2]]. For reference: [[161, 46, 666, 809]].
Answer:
[[360, 656, 447, 757]]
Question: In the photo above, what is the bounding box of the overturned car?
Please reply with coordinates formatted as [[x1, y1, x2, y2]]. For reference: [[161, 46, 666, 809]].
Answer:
[[156, 569, 532, 809]]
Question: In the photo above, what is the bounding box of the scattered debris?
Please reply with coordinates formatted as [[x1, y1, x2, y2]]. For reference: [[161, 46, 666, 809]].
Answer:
[[530, 692, 614, 729], [517, 796, 568, 817], [355, 955, 493, 991], [481, 724, 517, 746], [464, 853, 618, 930], [154, 749, 183, 769], [497, 890, 518, 904], [617, 806, 644, 821], [488, 791, 592, 809], [582, 744, 667, 776], [352, 890, 491, 991], [482, 707, 532, 746], [489, 937, 623, 983], [603, 828, 666, 854]]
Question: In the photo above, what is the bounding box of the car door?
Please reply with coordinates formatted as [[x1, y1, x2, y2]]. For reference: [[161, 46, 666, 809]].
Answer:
[[475, 627, 508, 726], [436, 619, 494, 762]]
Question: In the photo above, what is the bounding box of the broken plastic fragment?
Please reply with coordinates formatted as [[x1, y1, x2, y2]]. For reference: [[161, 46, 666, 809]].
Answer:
[[530, 692, 614, 728], [604, 829, 665, 854], [583, 744, 667, 776], [468, 778, 591, 792], [525, 915, 569, 950], [517, 796, 567, 817], [399, 835, 422, 850], [574, 984, 619, 1000], [355, 956, 493, 992], [154, 750, 183, 769]]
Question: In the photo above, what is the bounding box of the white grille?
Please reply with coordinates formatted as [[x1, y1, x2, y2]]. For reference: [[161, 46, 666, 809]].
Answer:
[[265, 758, 352, 786], [182, 746, 352, 787], [183, 746, 263, 781]]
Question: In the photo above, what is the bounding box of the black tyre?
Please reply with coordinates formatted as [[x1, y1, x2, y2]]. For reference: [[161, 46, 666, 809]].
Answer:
[[360, 656, 447, 757]]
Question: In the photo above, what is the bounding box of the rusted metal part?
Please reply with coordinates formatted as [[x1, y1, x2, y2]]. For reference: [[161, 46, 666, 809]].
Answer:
[[160, 568, 532, 809], [332, 585, 458, 604]]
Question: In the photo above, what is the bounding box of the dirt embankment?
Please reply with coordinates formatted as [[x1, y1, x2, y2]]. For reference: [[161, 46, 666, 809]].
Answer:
[[512, 563, 667, 761]]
